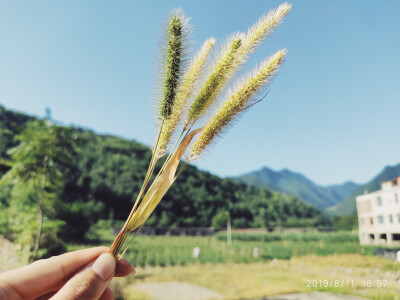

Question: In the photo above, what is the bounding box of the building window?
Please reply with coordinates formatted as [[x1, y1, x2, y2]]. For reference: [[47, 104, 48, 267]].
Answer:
[[376, 197, 382, 206], [389, 214, 393, 223], [395, 193, 399, 203], [398, 214, 400, 223], [377, 215, 384, 224], [369, 217, 374, 225]]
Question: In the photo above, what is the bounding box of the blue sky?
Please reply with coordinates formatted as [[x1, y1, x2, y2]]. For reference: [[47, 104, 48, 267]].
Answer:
[[0, 0, 399, 186]]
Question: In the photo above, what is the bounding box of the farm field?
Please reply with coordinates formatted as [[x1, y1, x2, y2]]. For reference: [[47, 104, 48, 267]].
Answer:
[[70, 231, 379, 266], [69, 231, 400, 299]]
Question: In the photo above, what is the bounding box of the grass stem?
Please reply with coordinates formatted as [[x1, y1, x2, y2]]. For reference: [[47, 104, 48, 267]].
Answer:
[[109, 121, 165, 257]]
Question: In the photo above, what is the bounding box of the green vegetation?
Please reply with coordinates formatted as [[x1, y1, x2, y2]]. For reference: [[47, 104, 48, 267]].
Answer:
[[211, 211, 230, 228], [333, 214, 358, 231], [0, 119, 80, 259], [214, 231, 360, 243], [125, 233, 376, 266], [70, 230, 377, 267], [0, 106, 331, 258]]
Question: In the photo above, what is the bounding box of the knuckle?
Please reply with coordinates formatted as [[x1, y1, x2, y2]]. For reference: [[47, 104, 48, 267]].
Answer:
[[67, 273, 98, 299]]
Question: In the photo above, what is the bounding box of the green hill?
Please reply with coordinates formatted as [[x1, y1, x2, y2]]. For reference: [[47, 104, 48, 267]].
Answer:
[[0, 106, 34, 173], [234, 167, 360, 210], [0, 105, 328, 246], [327, 163, 400, 216]]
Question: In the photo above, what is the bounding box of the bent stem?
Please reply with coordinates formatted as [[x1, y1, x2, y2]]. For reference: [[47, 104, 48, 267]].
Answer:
[[118, 224, 144, 261], [109, 122, 165, 257], [174, 159, 191, 181], [150, 126, 188, 185], [109, 127, 198, 257]]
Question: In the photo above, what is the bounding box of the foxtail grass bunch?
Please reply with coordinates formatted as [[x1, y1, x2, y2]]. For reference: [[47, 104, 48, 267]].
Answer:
[[109, 3, 292, 258]]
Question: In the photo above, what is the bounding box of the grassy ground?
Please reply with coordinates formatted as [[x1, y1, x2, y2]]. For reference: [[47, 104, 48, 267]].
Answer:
[[120, 254, 399, 300], [69, 231, 399, 299]]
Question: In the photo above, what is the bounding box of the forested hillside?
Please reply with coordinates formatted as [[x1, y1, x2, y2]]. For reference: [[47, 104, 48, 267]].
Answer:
[[0, 105, 329, 257]]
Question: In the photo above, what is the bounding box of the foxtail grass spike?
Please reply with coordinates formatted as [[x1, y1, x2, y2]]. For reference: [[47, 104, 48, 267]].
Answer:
[[190, 49, 287, 158], [187, 36, 243, 124], [158, 38, 216, 154], [159, 9, 189, 120], [240, 2, 292, 58], [186, 3, 291, 125]]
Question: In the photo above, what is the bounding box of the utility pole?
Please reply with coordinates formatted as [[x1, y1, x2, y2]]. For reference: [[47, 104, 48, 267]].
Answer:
[[227, 217, 232, 246]]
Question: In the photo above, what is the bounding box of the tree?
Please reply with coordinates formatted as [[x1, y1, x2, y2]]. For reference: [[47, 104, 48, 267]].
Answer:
[[333, 215, 358, 231], [0, 119, 78, 259], [211, 211, 230, 228]]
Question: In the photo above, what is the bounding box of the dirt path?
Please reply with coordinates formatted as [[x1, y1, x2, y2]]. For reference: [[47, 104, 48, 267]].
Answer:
[[130, 281, 223, 300], [129, 282, 368, 300], [265, 292, 367, 300]]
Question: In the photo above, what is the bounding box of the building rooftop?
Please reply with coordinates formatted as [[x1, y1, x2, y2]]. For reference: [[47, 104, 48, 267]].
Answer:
[[381, 176, 400, 190]]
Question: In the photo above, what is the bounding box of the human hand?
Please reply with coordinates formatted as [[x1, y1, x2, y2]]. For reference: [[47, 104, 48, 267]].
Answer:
[[0, 246, 134, 300]]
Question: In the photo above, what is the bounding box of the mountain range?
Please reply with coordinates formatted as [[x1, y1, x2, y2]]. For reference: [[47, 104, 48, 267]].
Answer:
[[328, 163, 400, 215], [234, 167, 360, 210], [235, 163, 400, 215]]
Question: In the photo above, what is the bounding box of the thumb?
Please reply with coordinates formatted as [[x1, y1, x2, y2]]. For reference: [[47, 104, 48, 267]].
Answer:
[[51, 253, 116, 300]]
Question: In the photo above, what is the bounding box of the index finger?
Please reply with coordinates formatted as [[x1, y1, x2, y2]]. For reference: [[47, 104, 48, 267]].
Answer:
[[0, 247, 108, 299]]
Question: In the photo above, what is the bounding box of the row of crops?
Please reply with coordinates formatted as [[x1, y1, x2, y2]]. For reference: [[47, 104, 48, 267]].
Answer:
[[214, 231, 360, 243], [68, 230, 378, 267], [115, 231, 377, 267]]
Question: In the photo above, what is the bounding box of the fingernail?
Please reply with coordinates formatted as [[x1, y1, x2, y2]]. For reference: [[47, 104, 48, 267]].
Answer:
[[92, 253, 116, 280], [121, 258, 136, 275]]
